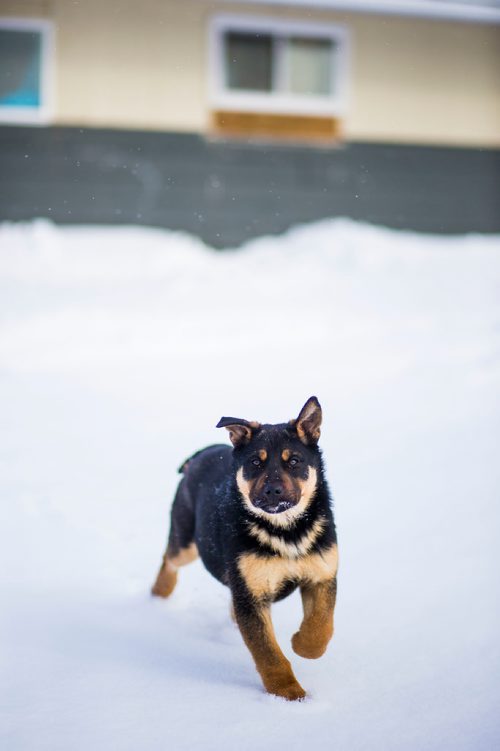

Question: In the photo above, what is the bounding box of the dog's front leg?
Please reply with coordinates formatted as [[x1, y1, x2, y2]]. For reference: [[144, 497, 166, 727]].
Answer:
[[232, 595, 306, 701], [292, 577, 337, 659]]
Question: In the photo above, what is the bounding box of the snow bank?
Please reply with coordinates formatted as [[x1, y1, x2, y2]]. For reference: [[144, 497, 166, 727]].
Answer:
[[1, 219, 499, 750]]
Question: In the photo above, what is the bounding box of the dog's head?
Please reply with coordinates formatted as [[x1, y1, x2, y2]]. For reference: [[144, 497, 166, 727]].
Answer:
[[216, 397, 323, 525]]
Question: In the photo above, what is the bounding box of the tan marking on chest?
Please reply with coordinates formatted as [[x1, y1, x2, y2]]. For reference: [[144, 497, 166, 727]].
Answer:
[[238, 544, 338, 600], [247, 518, 327, 558]]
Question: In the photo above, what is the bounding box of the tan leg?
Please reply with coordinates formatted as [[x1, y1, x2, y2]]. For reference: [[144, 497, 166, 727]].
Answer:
[[151, 553, 177, 598], [292, 578, 337, 659], [233, 599, 306, 701], [151, 543, 198, 598]]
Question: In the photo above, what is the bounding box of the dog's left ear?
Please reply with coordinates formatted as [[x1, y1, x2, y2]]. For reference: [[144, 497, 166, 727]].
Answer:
[[293, 396, 322, 445], [216, 416, 260, 448]]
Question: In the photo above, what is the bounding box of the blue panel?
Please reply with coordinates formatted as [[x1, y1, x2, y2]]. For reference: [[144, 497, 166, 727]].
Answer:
[[0, 30, 42, 108]]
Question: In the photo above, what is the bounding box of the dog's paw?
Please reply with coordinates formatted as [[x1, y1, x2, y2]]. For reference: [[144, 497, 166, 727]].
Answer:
[[269, 680, 307, 702], [151, 566, 178, 598], [291, 630, 328, 660]]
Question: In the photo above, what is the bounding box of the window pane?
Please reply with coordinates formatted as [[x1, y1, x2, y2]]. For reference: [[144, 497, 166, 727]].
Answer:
[[224, 32, 273, 92], [0, 29, 42, 107], [287, 37, 333, 96]]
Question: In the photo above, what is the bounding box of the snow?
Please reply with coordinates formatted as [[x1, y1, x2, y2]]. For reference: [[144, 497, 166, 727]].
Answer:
[[1, 218, 499, 750]]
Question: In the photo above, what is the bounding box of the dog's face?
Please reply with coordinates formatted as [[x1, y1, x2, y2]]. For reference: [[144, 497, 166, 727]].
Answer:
[[217, 397, 322, 525]]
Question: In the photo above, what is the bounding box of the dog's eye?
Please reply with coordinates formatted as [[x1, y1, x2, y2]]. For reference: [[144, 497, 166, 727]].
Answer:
[[251, 459, 261, 467], [289, 457, 300, 467]]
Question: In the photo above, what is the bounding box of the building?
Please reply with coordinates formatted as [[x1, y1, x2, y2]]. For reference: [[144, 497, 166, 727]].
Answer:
[[1, 0, 499, 246]]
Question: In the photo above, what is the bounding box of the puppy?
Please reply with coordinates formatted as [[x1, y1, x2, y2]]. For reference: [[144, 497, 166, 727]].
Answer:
[[152, 396, 338, 700]]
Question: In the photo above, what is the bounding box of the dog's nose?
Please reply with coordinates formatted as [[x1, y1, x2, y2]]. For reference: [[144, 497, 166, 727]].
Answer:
[[263, 481, 283, 497]]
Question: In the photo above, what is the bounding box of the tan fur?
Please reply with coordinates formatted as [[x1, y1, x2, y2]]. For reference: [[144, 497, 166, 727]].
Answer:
[[226, 424, 251, 446], [224, 421, 261, 447], [248, 466, 297, 509], [247, 518, 327, 558], [151, 554, 178, 598], [296, 400, 321, 444], [296, 424, 306, 440], [258, 449, 268, 462], [234, 603, 306, 701], [236, 468, 257, 510], [236, 466, 318, 529], [238, 544, 338, 600], [169, 542, 199, 569], [292, 579, 337, 659], [151, 543, 198, 598], [281, 449, 291, 461]]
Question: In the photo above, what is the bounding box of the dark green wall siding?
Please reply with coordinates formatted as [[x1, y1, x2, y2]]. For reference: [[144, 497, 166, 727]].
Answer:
[[1, 125, 499, 247]]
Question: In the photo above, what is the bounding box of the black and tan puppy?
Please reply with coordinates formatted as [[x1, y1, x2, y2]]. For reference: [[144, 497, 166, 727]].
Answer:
[[152, 397, 338, 701]]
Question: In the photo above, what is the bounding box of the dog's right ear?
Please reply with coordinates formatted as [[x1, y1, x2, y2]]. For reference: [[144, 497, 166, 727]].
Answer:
[[216, 416, 260, 448]]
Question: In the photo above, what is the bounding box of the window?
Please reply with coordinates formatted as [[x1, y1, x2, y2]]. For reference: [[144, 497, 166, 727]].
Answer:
[[0, 18, 53, 124], [225, 32, 273, 92], [209, 16, 348, 118], [288, 38, 332, 96]]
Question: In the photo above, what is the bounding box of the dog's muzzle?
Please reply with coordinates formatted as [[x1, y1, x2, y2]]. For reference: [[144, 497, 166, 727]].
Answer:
[[252, 497, 296, 514], [252, 480, 296, 514]]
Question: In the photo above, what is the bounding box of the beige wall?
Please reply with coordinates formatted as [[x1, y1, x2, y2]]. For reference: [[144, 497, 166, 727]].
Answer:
[[1, 0, 500, 146], [349, 14, 500, 146]]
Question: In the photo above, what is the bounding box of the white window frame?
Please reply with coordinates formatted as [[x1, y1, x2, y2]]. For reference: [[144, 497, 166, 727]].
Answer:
[[208, 15, 349, 117], [0, 17, 54, 125]]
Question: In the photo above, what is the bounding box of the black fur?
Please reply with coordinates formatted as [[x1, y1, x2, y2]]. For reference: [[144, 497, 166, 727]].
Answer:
[[153, 397, 338, 700], [167, 427, 336, 592]]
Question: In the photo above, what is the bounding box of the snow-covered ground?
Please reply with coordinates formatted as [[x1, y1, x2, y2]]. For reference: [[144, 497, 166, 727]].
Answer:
[[1, 218, 499, 750]]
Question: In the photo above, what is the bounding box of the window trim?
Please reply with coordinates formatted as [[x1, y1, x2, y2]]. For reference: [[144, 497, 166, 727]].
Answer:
[[0, 17, 54, 125], [208, 14, 349, 117]]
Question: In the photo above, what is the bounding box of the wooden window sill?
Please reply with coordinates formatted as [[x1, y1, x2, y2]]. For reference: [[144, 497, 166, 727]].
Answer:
[[211, 110, 342, 144]]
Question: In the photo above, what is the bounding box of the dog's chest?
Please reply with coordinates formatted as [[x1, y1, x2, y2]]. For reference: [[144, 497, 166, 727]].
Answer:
[[238, 544, 338, 600]]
